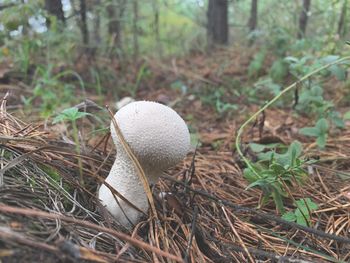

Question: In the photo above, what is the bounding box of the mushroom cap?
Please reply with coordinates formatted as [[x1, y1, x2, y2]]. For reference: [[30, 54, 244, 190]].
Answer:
[[111, 101, 190, 173]]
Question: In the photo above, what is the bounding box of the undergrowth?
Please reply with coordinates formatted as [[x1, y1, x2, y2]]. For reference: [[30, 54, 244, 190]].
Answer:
[[236, 54, 350, 225]]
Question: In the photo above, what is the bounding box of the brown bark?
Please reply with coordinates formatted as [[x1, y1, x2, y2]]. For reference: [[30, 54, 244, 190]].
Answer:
[[207, 0, 229, 47], [297, 0, 311, 39]]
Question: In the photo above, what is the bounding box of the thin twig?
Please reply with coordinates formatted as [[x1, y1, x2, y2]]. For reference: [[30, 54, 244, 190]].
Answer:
[[184, 205, 198, 263]]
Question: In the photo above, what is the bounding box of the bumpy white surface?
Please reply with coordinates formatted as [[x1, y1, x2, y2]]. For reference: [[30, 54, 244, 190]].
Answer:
[[98, 101, 190, 227]]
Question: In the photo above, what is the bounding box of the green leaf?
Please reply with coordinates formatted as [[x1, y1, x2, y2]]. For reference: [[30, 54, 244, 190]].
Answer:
[[243, 168, 255, 183], [270, 59, 289, 83], [296, 198, 318, 211], [257, 151, 274, 161], [248, 50, 266, 77], [284, 56, 299, 63], [316, 134, 327, 149], [287, 141, 303, 166], [320, 55, 340, 64], [315, 118, 329, 134], [282, 211, 297, 222], [249, 143, 267, 153], [329, 111, 345, 128], [293, 198, 318, 226], [329, 65, 346, 81], [295, 212, 308, 226], [272, 188, 285, 214], [282, 198, 318, 226], [270, 163, 286, 175], [344, 111, 350, 120], [53, 107, 91, 124], [75, 111, 90, 119], [246, 178, 268, 189], [299, 127, 320, 137], [52, 114, 65, 124]]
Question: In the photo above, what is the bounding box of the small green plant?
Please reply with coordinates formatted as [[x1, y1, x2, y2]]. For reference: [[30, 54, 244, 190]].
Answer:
[[278, 55, 347, 128], [53, 107, 91, 184], [284, 55, 346, 80], [269, 58, 289, 83], [89, 68, 104, 99], [282, 198, 318, 226], [248, 49, 266, 78], [24, 64, 85, 118], [299, 118, 329, 149], [296, 85, 331, 113], [134, 63, 150, 96], [293, 84, 345, 128], [236, 55, 350, 228], [199, 88, 238, 114], [244, 141, 308, 214], [14, 38, 39, 77], [253, 78, 282, 97], [123, 63, 151, 97]]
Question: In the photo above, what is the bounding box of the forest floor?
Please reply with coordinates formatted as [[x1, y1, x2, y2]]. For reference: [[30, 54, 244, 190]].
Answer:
[[0, 47, 350, 262]]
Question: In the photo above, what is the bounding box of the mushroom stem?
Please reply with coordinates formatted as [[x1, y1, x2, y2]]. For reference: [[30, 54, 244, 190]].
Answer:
[[99, 149, 149, 227]]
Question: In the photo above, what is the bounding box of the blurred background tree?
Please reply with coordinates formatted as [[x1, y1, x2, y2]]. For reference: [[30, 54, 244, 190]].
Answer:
[[1, 0, 348, 59], [0, 0, 349, 117]]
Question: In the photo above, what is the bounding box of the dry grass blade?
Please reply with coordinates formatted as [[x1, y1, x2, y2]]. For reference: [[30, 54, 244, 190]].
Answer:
[[221, 206, 254, 263], [0, 204, 183, 262]]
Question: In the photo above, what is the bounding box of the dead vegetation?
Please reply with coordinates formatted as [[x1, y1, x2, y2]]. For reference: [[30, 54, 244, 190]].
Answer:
[[1, 49, 350, 263]]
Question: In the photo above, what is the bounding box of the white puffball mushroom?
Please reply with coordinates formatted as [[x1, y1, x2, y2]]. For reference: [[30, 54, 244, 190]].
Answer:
[[99, 101, 190, 228]]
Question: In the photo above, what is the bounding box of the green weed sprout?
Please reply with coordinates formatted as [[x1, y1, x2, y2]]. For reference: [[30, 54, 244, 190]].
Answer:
[[53, 107, 91, 184], [244, 141, 308, 213], [299, 118, 329, 149], [282, 198, 318, 226]]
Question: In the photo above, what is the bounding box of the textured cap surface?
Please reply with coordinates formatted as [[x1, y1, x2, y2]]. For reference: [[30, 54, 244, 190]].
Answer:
[[111, 101, 190, 172]]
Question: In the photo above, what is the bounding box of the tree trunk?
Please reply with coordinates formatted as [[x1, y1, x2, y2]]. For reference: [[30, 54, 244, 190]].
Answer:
[[297, 0, 311, 39], [106, 0, 125, 52], [79, 0, 89, 44], [132, 0, 139, 61], [93, 8, 101, 45], [338, 0, 348, 37], [248, 0, 258, 32], [45, 0, 65, 27], [248, 0, 258, 45], [207, 0, 229, 47], [152, 0, 162, 56]]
